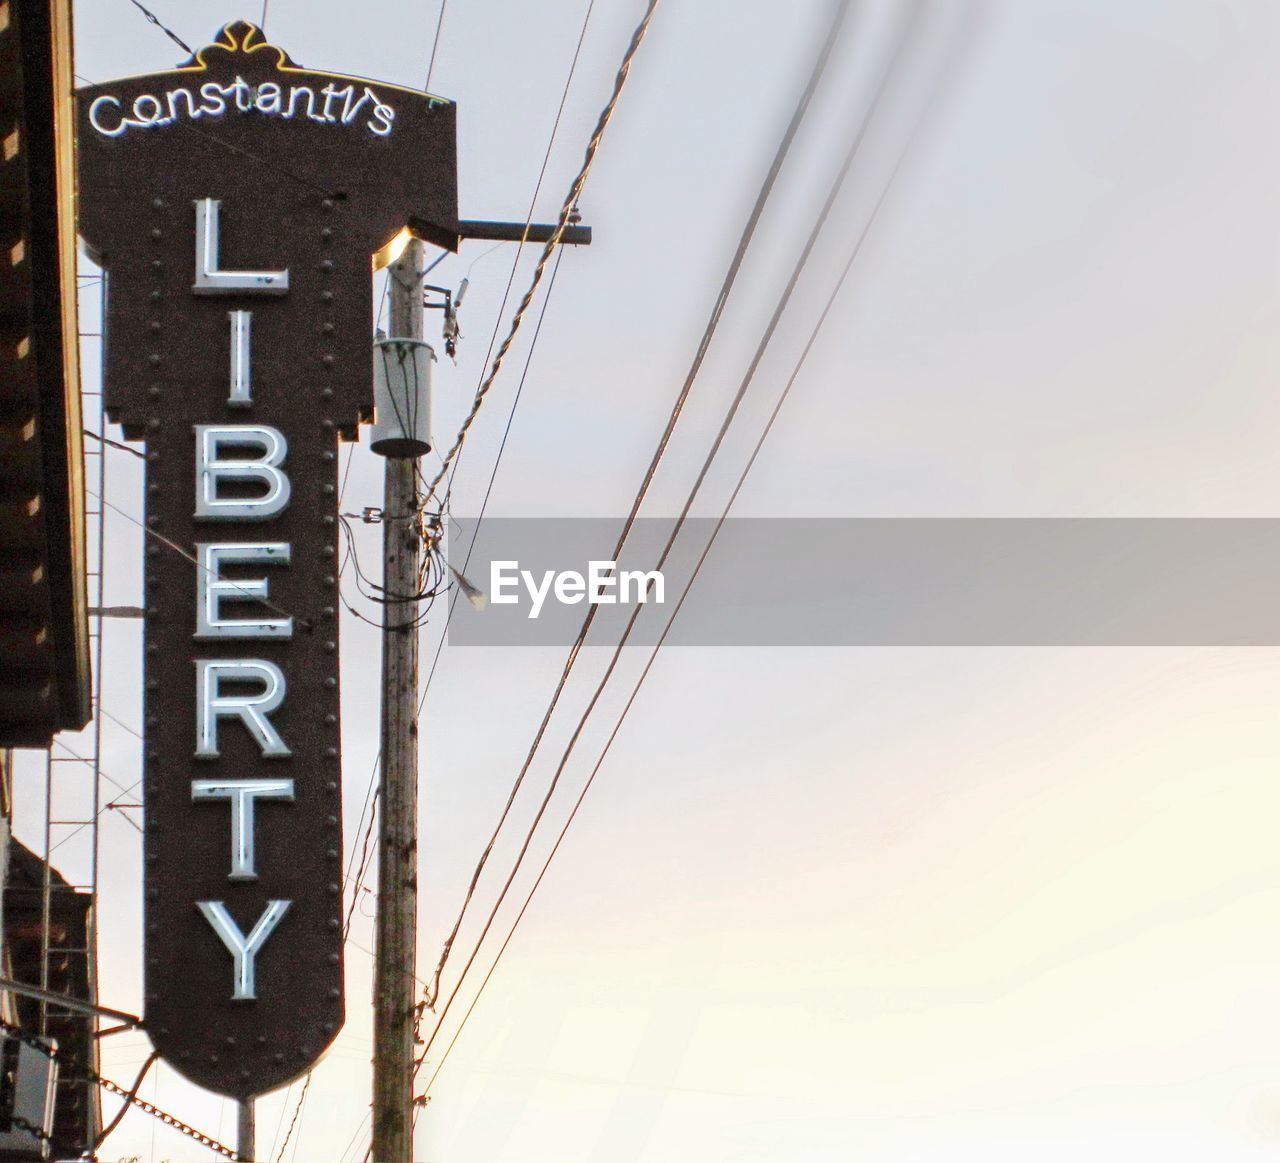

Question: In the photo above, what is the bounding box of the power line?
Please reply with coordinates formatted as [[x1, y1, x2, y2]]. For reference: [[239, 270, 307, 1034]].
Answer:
[[415, 244, 566, 730], [83, 428, 144, 461], [422, 134, 916, 1099], [333, 3, 615, 1150], [414, 0, 854, 1041], [89, 486, 306, 628], [424, 1, 448, 93], [273, 1071, 310, 1162], [422, 0, 660, 503], [318, 20, 604, 1145], [432, 0, 596, 513], [125, 0, 193, 56], [412, 0, 599, 710], [418, 2, 953, 1099], [92, 1051, 159, 1154], [338, 147, 573, 1163], [51, 739, 139, 806], [417, 0, 926, 1091], [99, 706, 142, 740]]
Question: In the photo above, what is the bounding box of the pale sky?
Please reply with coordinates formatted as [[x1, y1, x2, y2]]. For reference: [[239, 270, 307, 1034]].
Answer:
[[15, 1, 1280, 1159]]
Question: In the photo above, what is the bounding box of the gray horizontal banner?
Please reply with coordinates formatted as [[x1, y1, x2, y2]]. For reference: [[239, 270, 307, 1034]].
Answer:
[[444, 518, 1280, 647]]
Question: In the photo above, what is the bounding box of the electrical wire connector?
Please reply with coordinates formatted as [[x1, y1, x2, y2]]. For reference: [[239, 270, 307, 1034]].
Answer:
[[361, 507, 383, 524], [423, 281, 468, 360]]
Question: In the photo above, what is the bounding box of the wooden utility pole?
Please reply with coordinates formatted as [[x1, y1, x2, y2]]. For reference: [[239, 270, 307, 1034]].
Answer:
[[372, 238, 425, 1162]]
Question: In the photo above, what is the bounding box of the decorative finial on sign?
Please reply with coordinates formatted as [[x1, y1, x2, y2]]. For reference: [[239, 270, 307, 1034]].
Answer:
[[176, 20, 302, 71]]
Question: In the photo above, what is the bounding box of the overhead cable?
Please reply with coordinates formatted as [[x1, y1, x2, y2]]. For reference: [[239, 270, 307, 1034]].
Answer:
[[417, 0, 932, 1095], [422, 0, 661, 502], [415, 0, 856, 1037], [125, 0, 193, 56]]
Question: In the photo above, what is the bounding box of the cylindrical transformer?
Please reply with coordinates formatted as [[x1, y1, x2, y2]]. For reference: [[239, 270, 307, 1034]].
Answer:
[[370, 337, 435, 457]]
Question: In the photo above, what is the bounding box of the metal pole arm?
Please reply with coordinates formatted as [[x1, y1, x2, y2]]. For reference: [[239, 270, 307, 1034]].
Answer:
[[0, 977, 143, 1028]]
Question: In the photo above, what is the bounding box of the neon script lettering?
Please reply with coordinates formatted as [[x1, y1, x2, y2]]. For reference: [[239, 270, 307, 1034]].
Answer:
[[88, 77, 395, 139]]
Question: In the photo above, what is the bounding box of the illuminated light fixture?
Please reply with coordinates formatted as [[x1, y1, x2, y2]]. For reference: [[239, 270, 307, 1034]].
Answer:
[[370, 337, 435, 458], [372, 226, 413, 272]]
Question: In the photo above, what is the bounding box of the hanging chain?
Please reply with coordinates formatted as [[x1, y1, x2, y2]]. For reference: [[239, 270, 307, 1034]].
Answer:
[[89, 1070, 239, 1159], [1, 1019, 238, 1160], [4, 1112, 54, 1146]]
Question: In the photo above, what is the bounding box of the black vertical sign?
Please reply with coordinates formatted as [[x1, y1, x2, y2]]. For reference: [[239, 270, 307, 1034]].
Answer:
[[76, 21, 457, 1098]]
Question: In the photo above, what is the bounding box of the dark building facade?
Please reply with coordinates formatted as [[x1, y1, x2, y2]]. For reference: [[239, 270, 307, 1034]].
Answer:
[[0, 0, 90, 746], [1, 0, 97, 1157]]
